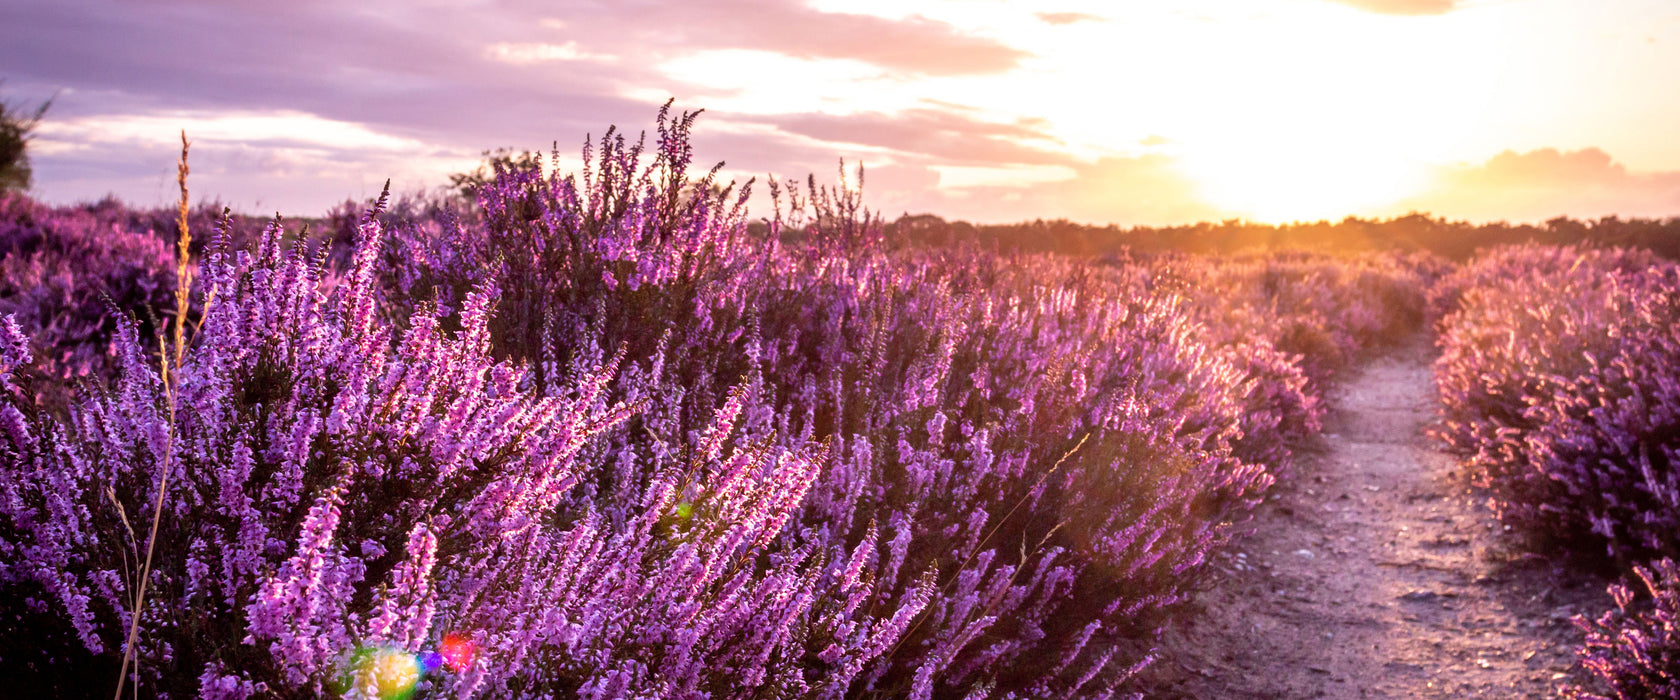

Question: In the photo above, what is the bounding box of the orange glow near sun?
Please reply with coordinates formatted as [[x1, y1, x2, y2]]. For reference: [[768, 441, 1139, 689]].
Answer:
[[1178, 142, 1430, 224], [1042, 0, 1520, 223], [784, 0, 1560, 224]]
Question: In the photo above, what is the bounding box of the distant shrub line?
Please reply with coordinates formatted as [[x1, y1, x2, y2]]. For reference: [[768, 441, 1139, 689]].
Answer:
[[872, 212, 1680, 262]]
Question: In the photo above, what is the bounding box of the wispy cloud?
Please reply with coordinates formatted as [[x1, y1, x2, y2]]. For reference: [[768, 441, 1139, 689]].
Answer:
[[760, 108, 1071, 166], [564, 1, 1029, 76], [1035, 12, 1105, 26], [1323, 0, 1459, 16], [484, 42, 618, 65]]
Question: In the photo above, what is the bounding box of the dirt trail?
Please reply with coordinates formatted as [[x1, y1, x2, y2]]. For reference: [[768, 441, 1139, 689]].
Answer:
[[1139, 339, 1615, 699]]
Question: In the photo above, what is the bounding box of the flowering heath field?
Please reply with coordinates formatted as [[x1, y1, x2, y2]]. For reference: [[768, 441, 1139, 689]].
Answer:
[[14, 106, 1640, 699]]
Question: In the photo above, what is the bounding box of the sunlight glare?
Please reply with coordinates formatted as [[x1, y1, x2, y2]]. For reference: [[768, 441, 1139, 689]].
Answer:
[[733, 0, 1525, 223], [1178, 140, 1428, 223]]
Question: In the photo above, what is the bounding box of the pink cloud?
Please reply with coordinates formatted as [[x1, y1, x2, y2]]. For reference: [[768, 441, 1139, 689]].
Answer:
[[570, 1, 1028, 76], [1398, 148, 1680, 221], [763, 108, 1071, 166]]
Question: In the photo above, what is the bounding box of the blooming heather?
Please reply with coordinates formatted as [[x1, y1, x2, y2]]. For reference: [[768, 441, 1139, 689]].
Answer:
[[0, 192, 176, 386], [0, 104, 1438, 697], [1570, 558, 1680, 700], [1434, 245, 1680, 561], [0, 189, 923, 696]]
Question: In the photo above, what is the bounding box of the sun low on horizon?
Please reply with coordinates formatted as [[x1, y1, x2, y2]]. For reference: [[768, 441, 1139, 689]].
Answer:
[[3, 0, 1678, 226]]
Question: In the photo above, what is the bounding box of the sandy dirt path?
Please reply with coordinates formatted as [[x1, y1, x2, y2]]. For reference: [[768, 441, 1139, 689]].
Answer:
[[1137, 339, 1615, 699]]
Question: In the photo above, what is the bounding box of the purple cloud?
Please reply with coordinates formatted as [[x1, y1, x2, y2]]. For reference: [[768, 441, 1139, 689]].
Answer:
[[558, 1, 1028, 76], [1, 0, 1034, 212], [0, 1, 1022, 135]]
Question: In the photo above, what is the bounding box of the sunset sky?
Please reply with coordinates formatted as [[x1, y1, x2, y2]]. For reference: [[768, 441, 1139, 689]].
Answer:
[[4, 0, 1678, 225]]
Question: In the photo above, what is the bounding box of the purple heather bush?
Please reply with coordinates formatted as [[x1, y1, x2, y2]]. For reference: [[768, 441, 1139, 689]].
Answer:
[[0, 103, 1437, 697], [0, 193, 920, 697], [0, 192, 176, 385], [759, 250, 1275, 696], [381, 103, 758, 388], [1571, 558, 1680, 700], [1434, 244, 1680, 561], [392, 154, 1280, 694], [1432, 245, 1680, 700]]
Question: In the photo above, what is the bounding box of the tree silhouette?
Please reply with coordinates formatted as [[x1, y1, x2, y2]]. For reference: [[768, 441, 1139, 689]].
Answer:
[[0, 83, 52, 193]]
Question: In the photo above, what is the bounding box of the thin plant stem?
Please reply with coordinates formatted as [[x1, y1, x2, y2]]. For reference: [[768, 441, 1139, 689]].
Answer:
[[113, 131, 191, 700]]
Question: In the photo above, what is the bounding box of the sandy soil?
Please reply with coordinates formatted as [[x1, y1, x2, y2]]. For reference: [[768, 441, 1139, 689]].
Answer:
[[1136, 339, 1617, 699]]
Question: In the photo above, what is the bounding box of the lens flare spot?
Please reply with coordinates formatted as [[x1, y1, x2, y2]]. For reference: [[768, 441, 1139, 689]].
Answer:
[[347, 646, 422, 700], [440, 634, 476, 672], [420, 651, 444, 674]]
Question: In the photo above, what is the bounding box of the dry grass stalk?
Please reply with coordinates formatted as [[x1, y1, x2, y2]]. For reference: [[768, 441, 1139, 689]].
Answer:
[[113, 130, 191, 699]]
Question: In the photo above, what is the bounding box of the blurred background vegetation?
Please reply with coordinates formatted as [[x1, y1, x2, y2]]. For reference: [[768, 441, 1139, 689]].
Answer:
[[0, 83, 51, 193]]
